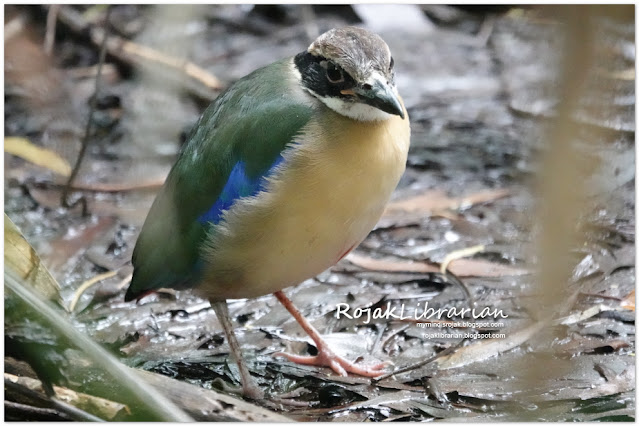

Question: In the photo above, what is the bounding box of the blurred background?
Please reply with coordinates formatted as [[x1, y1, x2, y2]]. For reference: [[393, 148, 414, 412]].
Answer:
[[4, 4, 635, 421]]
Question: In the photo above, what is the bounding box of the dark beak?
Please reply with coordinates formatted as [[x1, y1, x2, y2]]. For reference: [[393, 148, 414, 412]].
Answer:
[[355, 79, 405, 119]]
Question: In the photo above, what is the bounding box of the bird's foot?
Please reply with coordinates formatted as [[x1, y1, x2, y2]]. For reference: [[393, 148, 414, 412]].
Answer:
[[242, 382, 265, 401], [274, 345, 387, 378], [213, 378, 264, 401]]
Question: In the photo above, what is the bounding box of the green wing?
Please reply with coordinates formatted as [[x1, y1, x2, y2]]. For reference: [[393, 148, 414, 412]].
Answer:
[[126, 59, 314, 300]]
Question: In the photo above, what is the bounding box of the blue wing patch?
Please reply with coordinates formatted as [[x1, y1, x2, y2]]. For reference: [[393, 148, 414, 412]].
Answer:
[[197, 156, 284, 225]]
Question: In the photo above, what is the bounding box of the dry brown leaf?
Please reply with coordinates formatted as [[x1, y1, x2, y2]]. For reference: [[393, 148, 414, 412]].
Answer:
[[46, 216, 115, 274], [346, 253, 440, 274], [4, 28, 66, 106], [440, 244, 485, 273], [555, 336, 630, 355], [620, 289, 635, 311], [447, 258, 529, 277], [434, 321, 545, 369], [4, 214, 63, 306], [5, 137, 71, 176], [346, 253, 529, 278], [603, 68, 635, 81], [384, 188, 511, 215]]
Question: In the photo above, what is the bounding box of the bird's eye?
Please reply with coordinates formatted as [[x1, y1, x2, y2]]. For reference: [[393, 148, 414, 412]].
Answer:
[[389, 57, 395, 71], [326, 62, 344, 83]]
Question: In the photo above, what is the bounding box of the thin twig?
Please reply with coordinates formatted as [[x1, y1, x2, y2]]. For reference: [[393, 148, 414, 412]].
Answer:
[[66, 63, 118, 80], [112, 36, 223, 90], [5, 400, 69, 421], [115, 273, 133, 290], [50, 398, 106, 422], [68, 270, 118, 312], [439, 244, 485, 275], [475, 14, 496, 47], [444, 270, 477, 310], [61, 6, 112, 215], [44, 4, 61, 55], [370, 322, 387, 354]]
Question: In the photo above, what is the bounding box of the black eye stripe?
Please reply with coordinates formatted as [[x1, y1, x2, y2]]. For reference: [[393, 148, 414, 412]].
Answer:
[[294, 51, 357, 99]]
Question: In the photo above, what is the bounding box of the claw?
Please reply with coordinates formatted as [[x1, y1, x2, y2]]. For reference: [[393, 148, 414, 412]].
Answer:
[[273, 291, 388, 378], [274, 346, 387, 378]]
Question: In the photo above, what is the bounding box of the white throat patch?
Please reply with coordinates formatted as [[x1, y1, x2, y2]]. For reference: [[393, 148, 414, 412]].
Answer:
[[315, 96, 392, 122]]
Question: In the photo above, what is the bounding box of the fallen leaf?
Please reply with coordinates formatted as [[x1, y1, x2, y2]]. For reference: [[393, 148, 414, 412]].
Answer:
[[45, 216, 116, 275], [4, 214, 64, 306], [135, 368, 292, 421], [5, 137, 71, 176], [558, 304, 616, 325], [384, 188, 511, 215], [346, 253, 439, 274], [555, 336, 630, 355], [575, 365, 636, 400], [434, 321, 545, 370], [440, 244, 485, 273], [345, 253, 529, 278], [448, 258, 529, 277], [620, 289, 635, 311]]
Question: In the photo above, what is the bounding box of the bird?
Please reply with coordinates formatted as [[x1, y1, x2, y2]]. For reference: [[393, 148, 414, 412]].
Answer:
[[125, 26, 410, 400]]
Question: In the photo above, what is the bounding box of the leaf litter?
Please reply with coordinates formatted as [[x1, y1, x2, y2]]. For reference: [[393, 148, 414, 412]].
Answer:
[[4, 4, 635, 422]]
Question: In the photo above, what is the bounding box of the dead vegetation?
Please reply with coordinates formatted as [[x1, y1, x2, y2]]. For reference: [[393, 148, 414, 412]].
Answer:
[[4, 4, 635, 421]]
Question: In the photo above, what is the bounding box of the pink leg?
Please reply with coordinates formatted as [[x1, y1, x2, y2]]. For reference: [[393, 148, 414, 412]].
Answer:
[[273, 291, 387, 377]]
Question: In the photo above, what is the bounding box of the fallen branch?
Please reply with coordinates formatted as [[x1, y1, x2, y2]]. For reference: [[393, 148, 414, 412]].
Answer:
[[5, 137, 72, 177], [5, 400, 70, 421], [6, 373, 128, 421]]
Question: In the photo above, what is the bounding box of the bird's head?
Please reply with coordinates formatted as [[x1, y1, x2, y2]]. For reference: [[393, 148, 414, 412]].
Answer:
[[294, 27, 404, 122]]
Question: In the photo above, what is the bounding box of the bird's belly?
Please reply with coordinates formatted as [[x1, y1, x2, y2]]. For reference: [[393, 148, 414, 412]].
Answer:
[[249, 191, 386, 296], [202, 175, 396, 300], [200, 112, 410, 301]]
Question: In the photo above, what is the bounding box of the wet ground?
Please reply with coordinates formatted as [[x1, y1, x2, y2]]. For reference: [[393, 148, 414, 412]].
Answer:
[[4, 4, 635, 421]]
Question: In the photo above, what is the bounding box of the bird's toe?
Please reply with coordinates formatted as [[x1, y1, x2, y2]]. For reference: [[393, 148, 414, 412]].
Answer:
[[273, 348, 386, 378]]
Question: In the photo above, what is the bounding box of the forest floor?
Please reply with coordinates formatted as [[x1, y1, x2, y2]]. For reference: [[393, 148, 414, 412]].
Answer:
[[4, 4, 635, 421]]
